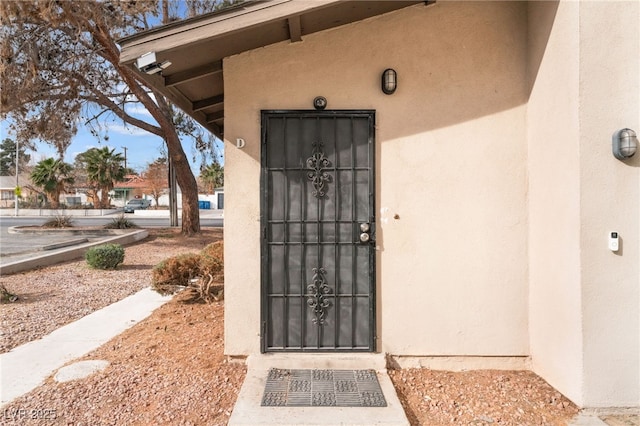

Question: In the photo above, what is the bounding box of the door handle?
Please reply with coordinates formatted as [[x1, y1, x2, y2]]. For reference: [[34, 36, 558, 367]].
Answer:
[[359, 223, 371, 243]]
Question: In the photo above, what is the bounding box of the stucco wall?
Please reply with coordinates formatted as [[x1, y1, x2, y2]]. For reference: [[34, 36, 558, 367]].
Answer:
[[578, 1, 639, 408], [224, 2, 529, 357], [528, 0, 640, 409], [527, 0, 584, 406]]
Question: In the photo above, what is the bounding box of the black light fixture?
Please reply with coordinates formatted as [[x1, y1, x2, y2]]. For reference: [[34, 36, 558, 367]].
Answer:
[[313, 96, 327, 110], [381, 68, 397, 95]]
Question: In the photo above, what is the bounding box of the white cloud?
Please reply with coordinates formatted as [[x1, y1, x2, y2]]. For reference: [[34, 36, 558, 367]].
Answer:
[[125, 104, 153, 118], [107, 124, 151, 136]]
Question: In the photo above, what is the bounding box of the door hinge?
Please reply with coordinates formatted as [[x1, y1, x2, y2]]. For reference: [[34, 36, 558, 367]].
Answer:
[[263, 227, 267, 239]]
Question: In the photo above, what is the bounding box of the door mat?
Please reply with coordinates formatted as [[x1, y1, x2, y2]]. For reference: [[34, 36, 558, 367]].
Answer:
[[261, 368, 387, 407]]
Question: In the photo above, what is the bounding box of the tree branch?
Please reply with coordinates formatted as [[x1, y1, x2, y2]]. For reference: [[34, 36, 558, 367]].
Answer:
[[84, 90, 163, 137]]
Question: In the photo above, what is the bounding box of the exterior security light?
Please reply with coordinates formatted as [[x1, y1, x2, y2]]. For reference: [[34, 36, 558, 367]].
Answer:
[[612, 128, 638, 160], [135, 51, 172, 75], [381, 68, 397, 95], [313, 96, 327, 110]]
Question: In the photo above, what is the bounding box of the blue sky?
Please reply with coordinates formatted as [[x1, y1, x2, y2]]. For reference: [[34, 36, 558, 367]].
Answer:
[[1, 107, 224, 176]]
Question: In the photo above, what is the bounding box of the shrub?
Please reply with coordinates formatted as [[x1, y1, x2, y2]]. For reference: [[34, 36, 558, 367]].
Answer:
[[43, 215, 74, 228], [201, 241, 224, 280], [104, 214, 139, 229], [152, 240, 224, 303], [85, 244, 125, 269], [152, 253, 202, 295], [0, 284, 18, 303], [201, 240, 223, 260]]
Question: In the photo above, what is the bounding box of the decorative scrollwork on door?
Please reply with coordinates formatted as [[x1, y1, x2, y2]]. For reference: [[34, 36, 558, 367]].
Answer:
[[306, 267, 331, 325], [306, 143, 332, 198]]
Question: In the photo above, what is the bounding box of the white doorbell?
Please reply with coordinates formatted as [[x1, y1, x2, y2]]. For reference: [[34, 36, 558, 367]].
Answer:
[[608, 232, 619, 252]]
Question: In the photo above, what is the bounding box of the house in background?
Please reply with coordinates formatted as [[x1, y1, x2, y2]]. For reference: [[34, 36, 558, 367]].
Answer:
[[0, 176, 16, 208], [113, 174, 157, 207], [0, 174, 41, 208], [113, 174, 224, 209], [119, 0, 639, 412]]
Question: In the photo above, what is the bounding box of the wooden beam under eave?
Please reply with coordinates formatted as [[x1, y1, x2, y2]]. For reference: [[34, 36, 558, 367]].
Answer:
[[192, 95, 224, 112], [161, 83, 222, 137], [164, 61, 223, 88], [206, 111, 224, 123], [288, 16, 302, 42]]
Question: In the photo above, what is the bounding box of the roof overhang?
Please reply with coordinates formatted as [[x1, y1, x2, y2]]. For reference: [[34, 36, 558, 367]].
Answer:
[[118, 0, 429, 138]]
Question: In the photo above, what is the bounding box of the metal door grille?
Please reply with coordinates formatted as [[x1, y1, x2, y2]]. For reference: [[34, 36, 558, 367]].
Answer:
[[261, 111, 376, 352]]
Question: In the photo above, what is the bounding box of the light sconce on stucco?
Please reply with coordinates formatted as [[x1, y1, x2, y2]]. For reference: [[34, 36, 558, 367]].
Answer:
[[313, 96, 327, 110], [612, 128, 638, 160], [381, 68, 397, 95]]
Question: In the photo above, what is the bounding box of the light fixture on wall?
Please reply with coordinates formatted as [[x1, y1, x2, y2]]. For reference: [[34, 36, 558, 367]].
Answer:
[[135, 51, 172, 75], [313, 96, 327, 110], [612, 128, 638, 160], [381, 68, 397, 95]]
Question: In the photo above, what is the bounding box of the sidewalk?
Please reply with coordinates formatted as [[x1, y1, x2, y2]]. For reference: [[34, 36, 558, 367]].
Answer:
[[0, 287, 172, 405]]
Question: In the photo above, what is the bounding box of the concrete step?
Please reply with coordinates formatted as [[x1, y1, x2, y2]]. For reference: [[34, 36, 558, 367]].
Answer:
[[228, 354, 410, 426], [247, 353, 388, 371]]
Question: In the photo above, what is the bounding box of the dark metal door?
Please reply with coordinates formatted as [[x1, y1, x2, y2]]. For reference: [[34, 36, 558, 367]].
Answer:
[[261, 110, 376, 352]]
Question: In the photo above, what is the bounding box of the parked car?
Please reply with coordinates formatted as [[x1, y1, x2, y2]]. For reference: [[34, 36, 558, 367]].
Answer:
[[123, 199, 150, 213]]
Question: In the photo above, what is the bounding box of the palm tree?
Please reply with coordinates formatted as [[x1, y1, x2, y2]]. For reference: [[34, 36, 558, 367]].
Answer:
[[81, 147, 126, 208], [199, 162, 224, 194], [30, 158, 74, 208]]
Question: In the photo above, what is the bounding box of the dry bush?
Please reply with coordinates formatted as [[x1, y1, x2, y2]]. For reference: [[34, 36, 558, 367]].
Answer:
[[0, 284, 18, 303], [201, 241, 223, 281], [43, 215, 74, 228], [152, 243, 224, 303], [152, 253, 201, 295]]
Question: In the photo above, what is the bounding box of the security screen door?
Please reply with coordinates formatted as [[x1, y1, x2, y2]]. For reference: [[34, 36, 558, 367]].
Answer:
[[261, 110, 376, 352]]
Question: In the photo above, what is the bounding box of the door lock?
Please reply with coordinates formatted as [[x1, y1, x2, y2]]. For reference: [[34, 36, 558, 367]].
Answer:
[[359, 223, 371, 243]]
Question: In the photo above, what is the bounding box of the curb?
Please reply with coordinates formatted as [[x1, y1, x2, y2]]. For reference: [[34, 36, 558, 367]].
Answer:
[[0, 229, 149, 276], [8, 226, 136, 236]]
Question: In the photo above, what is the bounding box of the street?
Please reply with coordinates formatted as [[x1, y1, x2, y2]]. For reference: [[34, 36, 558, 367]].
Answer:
[[0, 215, 223, 263], [0, 215, 223, 230]]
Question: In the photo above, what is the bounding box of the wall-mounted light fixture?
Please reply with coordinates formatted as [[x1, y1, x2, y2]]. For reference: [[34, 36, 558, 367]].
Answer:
[[612, 128, 638, 160], [381, 68, 397, 95], [136, 51, 172, 75], [313, 96, 327, 110]]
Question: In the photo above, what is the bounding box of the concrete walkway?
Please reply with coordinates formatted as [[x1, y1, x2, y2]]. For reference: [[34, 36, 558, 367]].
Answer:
[[229, 354, 410, 426], [0, 288, 172, 405]]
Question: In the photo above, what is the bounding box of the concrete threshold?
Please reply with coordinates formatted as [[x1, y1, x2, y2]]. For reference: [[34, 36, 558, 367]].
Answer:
[[228, 353, 410, 426], [0, 287, 172, 406]]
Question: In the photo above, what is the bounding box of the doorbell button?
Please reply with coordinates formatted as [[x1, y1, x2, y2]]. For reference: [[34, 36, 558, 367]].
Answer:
[[609, 232, 619, 252]]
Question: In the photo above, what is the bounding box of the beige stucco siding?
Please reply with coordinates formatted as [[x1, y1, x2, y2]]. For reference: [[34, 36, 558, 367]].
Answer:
[[224, 1, 529, 356], [527, 0, 583, 406], [578, 1, 639, 408], [528, 0, 640, 408]]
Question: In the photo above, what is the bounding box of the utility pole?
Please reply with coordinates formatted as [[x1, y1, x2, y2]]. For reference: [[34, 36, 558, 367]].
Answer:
[[169, 155, 178, 227], [14, 139, 18, 217], [121, 146, 128, 170]]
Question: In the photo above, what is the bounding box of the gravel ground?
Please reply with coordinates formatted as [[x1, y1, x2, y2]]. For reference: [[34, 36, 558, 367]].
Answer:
[[1, 228, 586, 425], [389, 369, 579, 425], [0, 228, 221, 353]]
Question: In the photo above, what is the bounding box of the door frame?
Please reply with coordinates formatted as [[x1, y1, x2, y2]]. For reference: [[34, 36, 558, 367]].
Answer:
[[260, 109, 377, 353]]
